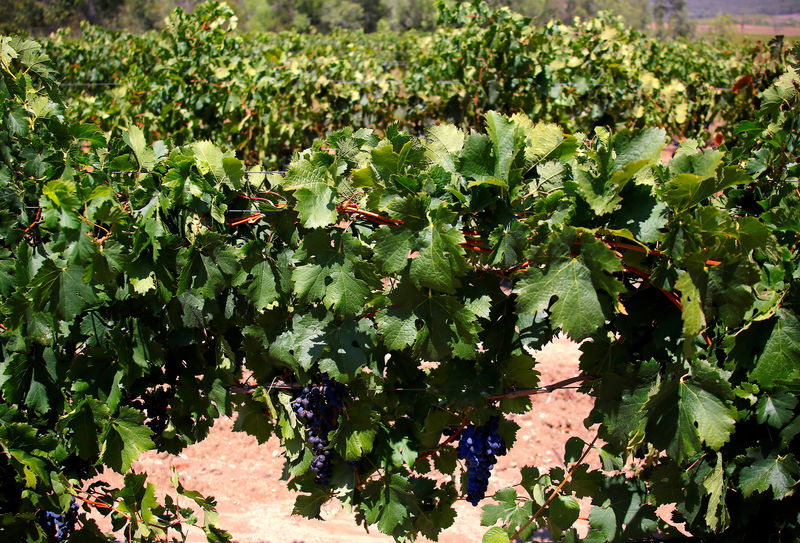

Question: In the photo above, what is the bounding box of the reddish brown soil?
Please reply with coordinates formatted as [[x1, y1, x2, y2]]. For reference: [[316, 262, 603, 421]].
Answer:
[[92, 337, 598, 542]]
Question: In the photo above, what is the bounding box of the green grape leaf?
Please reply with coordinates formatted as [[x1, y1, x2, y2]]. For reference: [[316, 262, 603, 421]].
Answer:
[[324, 263, 372, 316], [548, 495, 580, 536], [756, 392, 798, 428], [409, 220, 469, 294], [122, 125, 156, 170], [293, 491, 329, 519], [485, 110, 519, 184], [750, 309, 800, 387], [646, 378, 737, 462], [247, 261, 279, 312], [738, 454, 800, 499], [294, 185, 339, 228], [191, 140, 226, 182], [292, 231, 372, 316], [29, 260, 97, 321], [482, 527, 510, 543], [425, 123, 464, 172], [488, 221, 528, 269], [703, 452, 729, 532], [101, 406, 155, 473], [515, 259, 604, 340], [372, 227, 412, 274], [676, 272, 706, 341]]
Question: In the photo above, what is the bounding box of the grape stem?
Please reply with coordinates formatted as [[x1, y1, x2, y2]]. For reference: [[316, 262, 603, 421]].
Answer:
[[487, 374, 599, 401], [416, 408, 473, 462], [510, 434, 599, 541]]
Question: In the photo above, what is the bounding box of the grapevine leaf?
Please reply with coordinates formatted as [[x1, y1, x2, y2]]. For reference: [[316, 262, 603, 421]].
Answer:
[[756, 392, 798, 428], [759, 67, 799, 117], [378, 277, 482, 360], [515, 259, 604, 340], [750, 309, 800, 387], [293, 492, 329, 519], [586, 504, 617, 542], [376, 474, 412, 534], [586, 360, 659, 454], [375, 305, 417, 351], [548, 495, 580, 536], [268, 313, 327, 371], [646, 379, 736, 462], [324, 263, 371, 316], [59, 398, 109, 460], [738, 454, 800, 499], [191, 140, 226, 182], [318, 319, 376, 379], [613, 128, 665, 173], [669, 140, 724, 179], [294, 185, 338, 228], [6, 106, 28, 136], [682, 380, 737, 451], [371, 143, 401, 182], [488, 221, 527, 269], [247, 261, 279, 312], [292, 231, 372, 316], [425, 123, 464, 172], [703, 452, 729, 532], [461, 133, 494, 180], [409, 220, 469, 294], [122, 125, 156, 170], [480, 487, 524, 526], [578, 233, 624, 299], [29, 260, 97, 321], [1, 350, 56, 413], [482, 526, 510, 543], [372, 227, 412, 274], [485, 111, 519, 184], [676, 272, 705, 341], [523, 122, 568, 164], [101, 406, 155, 473]]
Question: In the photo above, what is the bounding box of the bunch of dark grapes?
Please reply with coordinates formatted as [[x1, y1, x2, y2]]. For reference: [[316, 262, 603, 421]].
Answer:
[[38, 497, 79, 542], [455, 417, 507, 506], [291, 377, 346, 485]]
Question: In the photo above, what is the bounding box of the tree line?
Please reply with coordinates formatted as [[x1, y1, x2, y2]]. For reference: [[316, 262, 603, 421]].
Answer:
[[1, 0, 691, 38]]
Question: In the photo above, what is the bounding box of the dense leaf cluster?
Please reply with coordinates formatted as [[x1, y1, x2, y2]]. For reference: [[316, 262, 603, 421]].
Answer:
[[1, 9, 799, 543], [43, 1, 786, 167]]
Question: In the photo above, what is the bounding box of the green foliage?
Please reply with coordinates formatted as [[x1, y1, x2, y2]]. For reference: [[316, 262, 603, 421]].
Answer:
[[0, 35, 230, 542], [1, 7, 800, 543], [41, 1, 787, 169]]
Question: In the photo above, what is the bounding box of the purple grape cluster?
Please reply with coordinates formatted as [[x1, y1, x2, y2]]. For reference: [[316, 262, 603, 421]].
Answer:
[[456, 417, 507, 506], [38, 498, 78, 542], [291, 377, 346, 485]]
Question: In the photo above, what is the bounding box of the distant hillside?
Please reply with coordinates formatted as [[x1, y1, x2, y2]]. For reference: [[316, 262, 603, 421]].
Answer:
[[685, 0, 800, 19]]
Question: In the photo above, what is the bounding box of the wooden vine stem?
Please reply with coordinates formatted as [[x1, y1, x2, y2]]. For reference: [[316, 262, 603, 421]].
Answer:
[[416, 408, 473, 462], [487, 374, 599, 402], [511, 434, 599, 541]]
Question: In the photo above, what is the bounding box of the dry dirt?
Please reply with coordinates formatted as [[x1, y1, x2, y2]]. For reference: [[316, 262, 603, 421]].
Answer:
[[90, 336, 600, 543]]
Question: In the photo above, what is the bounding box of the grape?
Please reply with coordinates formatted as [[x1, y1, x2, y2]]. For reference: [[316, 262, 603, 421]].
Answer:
[[455, 417, 507, 506], [38, 497, 79, 542], [291, 376, 346, 485]]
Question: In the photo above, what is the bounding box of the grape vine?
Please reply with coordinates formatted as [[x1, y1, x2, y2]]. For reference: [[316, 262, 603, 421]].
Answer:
[[1, 7, 799, 543]]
